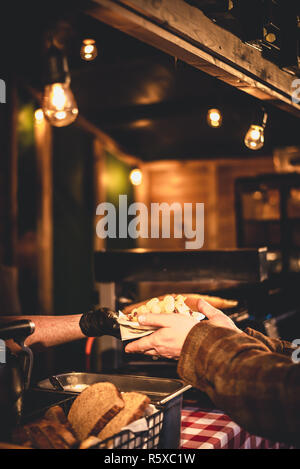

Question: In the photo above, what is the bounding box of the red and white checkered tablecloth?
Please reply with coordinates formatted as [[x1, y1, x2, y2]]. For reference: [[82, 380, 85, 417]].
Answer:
[[180, 408, 290, 449]]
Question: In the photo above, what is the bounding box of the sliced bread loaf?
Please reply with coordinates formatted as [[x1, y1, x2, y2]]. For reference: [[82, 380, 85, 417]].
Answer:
[[98, 392, 150, 442], [68, 382, 124, 441]]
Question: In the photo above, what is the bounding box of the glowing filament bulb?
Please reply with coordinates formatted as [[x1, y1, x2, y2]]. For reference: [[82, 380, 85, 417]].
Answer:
[[130, 169, 143, 186], [42, 82, 78, 127], [80, 39, 98, 61], [207, 108, 222, 128], [244, 125, 265, 150], [34, 108, 44, 122], [51, 84, 67, 109]]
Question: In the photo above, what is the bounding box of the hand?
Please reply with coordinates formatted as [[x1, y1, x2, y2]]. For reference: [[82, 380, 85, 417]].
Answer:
[[125, 313, 198, 360], [79, 307, 121, 339], [195, 298, 242, 333], [125, 299, 242, 359]]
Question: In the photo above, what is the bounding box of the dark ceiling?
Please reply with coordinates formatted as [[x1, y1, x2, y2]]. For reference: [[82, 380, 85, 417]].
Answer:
[[3, 1, 300, 160]]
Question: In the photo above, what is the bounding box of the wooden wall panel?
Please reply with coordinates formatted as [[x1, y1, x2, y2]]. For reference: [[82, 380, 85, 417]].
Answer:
[[136, 157, 275, 250], [137, 161, 217, 249]]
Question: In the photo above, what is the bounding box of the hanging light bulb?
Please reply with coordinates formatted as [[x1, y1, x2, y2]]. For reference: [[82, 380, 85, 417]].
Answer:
[[34, 108, 44, 122], [42, 44, 78, 128], [80, 39, 98, 61], [244, 125, 265, 150], [244, 111, 268, 151], [130, 169, 143, 186], [43, 83, 78, 127], [207, 108, 222, 128]]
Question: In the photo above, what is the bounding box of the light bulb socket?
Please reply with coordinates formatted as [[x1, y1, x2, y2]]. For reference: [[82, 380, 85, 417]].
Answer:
[[262, 111, 268, 128], [44, 45, 70, 85], [250, 107, 268, 128]]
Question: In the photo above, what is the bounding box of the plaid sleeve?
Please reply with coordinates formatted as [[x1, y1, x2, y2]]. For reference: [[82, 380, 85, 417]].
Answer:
[[244, 327, 296, 357], [177, 322, 300, 446]]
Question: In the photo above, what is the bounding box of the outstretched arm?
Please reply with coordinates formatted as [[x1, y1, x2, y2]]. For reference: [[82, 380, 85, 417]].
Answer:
[[1, 307, 121, 352], [1, 315, 85, 351]]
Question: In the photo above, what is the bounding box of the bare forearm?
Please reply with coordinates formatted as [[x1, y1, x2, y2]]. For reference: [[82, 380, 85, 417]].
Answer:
[[1, 315, 85, 350]]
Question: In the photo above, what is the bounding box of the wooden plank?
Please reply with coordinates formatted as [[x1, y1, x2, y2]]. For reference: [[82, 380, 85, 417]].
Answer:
[[93, 139, 107, 252], [132, 157, 274, 250], [87, 0, 300, 117], [35, 116, 53, 314]]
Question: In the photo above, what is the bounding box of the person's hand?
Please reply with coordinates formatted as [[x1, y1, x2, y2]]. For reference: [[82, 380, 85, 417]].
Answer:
[[79, 307, 121, 339], [125, 299, 242, 359], [125, 313, 198, 359], [195, 298, 242, 333]]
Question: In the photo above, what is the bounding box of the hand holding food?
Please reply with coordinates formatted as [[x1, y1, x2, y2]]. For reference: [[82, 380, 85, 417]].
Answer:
[[125, 298, 242, 359], [118, 294, 205, 341], [125, 313, 199, 360], [78, 294, 238, 343]]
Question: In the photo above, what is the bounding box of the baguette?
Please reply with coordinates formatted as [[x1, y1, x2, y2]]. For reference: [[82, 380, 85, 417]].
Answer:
[[68, 382, 124, 441], [184, 294, 238, 311], [98, 392, 150, 443]]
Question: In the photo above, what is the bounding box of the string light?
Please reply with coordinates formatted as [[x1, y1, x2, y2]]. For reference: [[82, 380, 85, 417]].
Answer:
[[42, 45, 78, 127], [34, 108, 44, 122], [80, 39, 98, 61], [43, 83, 78, 127], [207, 108, 222, 128], [244, 111, 268, 151], [130, 169, 143, 186]]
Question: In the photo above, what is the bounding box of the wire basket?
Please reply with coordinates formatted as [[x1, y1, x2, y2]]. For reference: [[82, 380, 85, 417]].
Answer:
[[22, 392, 165, 449], [55, 395, 164, 449], [95, 407, 164, 449]]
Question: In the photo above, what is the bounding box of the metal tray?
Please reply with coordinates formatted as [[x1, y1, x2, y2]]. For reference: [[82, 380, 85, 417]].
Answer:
[[37, 372, 191, 405]]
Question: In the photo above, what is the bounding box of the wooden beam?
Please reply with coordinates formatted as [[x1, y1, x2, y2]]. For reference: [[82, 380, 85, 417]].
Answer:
[[35, 116, 53, 314], [86, 0, 300, 117], [93, 139, 107, 252]]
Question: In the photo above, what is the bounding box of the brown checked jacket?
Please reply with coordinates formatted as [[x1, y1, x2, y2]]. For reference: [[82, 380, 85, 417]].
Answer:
[[177, 323, 300, 445]]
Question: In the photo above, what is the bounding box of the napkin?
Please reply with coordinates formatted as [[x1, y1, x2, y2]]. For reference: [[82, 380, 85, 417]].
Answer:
[[117, 310, 205, 341]]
